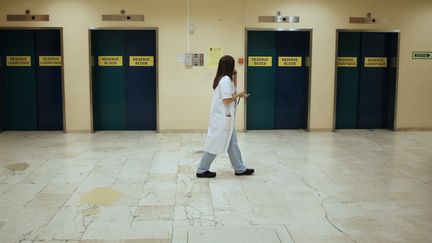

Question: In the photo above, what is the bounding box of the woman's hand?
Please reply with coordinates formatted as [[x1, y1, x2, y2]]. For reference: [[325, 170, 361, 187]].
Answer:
[[235, 91, 249, 99], [223, 91, 248, 105]]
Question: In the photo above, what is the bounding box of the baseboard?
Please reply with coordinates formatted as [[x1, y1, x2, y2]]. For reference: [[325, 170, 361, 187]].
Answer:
[[395, 128, 432, 131], [159, 129, 246, 133], [65, 129, 92, 133], [308, 128, 333, 132], [158, 129, 207, 133], [0, 130, 66, 133]]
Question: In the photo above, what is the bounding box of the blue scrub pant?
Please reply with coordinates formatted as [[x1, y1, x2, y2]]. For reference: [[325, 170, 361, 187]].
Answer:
[[197, 131, 247, 174]]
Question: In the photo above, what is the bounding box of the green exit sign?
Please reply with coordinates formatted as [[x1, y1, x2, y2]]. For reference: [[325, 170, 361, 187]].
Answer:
[[412, 51, 432, 59]]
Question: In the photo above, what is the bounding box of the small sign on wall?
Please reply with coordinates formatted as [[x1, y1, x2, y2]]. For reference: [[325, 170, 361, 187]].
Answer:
[[278, 56, 302, 67], [248, 56, 272, 67], [6, 56, 31, 66], [209, 47, 223, 68], [364, 57, 387, 67], [337, 57, 357, 67], [129, 56, 154, 66], [39, 56, 62, 66], [412, 51, 432, 59], [98, 56, 123, 66]]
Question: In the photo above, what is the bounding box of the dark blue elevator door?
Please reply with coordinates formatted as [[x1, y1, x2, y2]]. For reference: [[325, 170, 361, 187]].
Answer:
[[125, 30, 156, 130], [35, 30, 63, 130], [335, 32, 361, 129], [358, 33, 388, 128], [246, 31, 276, 130], [3, 30, 38, 130], [274, 31, 309, 129], [91, 30, 126, 130]]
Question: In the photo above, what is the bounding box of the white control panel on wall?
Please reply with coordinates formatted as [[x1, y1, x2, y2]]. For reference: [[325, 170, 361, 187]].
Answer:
[[177, 53, 204, 67]]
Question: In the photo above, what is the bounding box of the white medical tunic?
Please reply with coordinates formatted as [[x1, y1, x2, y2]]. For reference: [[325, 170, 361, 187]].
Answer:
[[204, 76, 236, 155]]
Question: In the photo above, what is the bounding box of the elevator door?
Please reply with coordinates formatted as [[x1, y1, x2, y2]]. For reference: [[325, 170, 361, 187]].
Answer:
[[35, 30, 63, 130], [336, 32, 398, 129], [3, 30, 37, 130], [247, 31, 276, 130], [92, 30, 126, 130], [125, 30, 157, 130], [1, 29, 63, 131], [274, 31, 310, 129], [247, 30, 310, 130], [335, 32, 361, 129], [359, 33, 390, 129], [91, 30, 157, 131]]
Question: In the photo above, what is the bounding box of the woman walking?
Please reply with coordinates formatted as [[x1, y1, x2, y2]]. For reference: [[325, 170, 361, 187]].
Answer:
[[196, 55, 254, 178]]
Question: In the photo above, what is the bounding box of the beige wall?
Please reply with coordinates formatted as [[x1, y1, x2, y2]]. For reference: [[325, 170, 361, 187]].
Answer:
[[0, 0, 431, 132]]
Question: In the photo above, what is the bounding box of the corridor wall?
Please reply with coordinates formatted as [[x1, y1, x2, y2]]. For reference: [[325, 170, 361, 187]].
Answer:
[[0, 0, 431, 132]]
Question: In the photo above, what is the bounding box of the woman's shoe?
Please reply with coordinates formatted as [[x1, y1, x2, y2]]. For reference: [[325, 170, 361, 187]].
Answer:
[[235, 168, 255, 176], [196, 171, 217, 178]]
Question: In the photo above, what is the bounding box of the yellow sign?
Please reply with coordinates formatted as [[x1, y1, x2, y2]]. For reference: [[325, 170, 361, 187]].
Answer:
[[365, 57, 387, 67], [209, 47, 224, 68], [248, 56, 272, 67], [278, 56, 302, 67], [337, 57, 357, 67], [6, 56, 31, 66], [39, 56, 62, 66], [98, 56, 123, 66], [129, 56, 154, 66]]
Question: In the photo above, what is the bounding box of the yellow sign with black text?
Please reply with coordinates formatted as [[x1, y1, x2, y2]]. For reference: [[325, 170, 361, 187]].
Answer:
[[248, 56, 272, 67], [39, 56, 62, 66], [6, 56, 31, 66], [278, 56, 302, 67], [129, 56, 154, 66], [365, 57, 387, 67], [98, 56, 123, 66], [337, 57, 357, 67]]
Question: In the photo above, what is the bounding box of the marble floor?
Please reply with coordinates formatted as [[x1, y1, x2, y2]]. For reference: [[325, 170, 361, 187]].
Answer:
[[0, 130, 431, 243]]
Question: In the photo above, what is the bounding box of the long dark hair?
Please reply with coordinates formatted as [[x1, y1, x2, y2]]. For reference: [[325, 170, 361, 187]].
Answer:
[[212, 55, 235, 89]]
